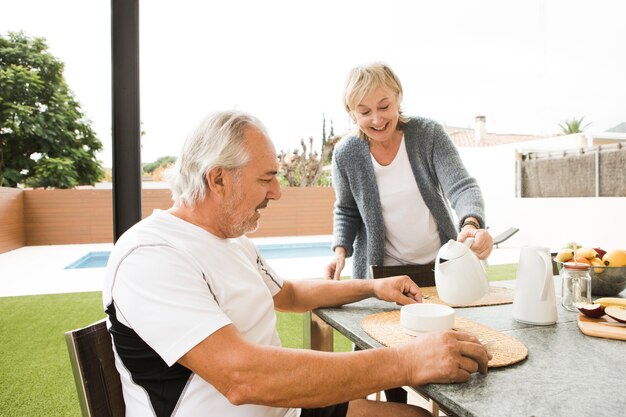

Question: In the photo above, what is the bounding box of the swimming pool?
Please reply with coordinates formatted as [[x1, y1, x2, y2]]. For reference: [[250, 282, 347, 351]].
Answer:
[[64, 251, 112, 269], [64, 242, 334, 269]]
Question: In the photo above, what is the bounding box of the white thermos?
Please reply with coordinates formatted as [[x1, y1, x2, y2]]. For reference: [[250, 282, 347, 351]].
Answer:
[[512, 246, 557, 325]]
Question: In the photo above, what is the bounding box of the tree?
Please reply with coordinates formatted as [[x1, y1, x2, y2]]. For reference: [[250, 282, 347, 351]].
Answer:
[[321, 113, 326, 149], [23, 157, 78, 189], [326, 119, 336, 164], [320, 113, 336, 165], [559, 116, 591, 135], [143, 155, 177, 174], [277, 135, 339, 187], [0, 32, 104, 188]]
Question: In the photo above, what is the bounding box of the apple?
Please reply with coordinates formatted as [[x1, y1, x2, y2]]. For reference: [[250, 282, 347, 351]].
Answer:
[[563, 241, 582, 250], [574, 302, 605, 318], [605, 306, 626, 323], [593, 247, 607, 259]]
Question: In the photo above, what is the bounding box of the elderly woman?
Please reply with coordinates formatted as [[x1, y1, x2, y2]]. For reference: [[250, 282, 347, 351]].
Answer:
[[325, 64, 494, 403], [326, 62, 493, 284]]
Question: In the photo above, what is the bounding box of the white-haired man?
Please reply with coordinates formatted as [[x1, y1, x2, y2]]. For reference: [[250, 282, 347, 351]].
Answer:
[[103, 110, 490, 417]]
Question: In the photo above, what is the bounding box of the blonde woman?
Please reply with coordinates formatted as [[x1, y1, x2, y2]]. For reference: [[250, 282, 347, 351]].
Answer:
[[326, 63, 494, 402]]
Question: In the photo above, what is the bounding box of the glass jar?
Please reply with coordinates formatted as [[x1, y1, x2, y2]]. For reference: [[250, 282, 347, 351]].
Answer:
[[561, 262, 592, 312]]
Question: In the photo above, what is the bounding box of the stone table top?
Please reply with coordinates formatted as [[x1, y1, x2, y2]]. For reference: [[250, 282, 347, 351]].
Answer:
[[313, 281, 626, 417]]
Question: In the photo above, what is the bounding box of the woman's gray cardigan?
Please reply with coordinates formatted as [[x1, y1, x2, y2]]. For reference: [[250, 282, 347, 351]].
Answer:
[[331, 116, 486, 279]]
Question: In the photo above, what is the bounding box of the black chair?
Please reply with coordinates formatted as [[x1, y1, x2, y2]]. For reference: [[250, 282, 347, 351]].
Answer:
[[369, 263, 436, 287], [65, 319, 125, 417], [550, 252, 560, 276], [369, 262, 440, 411]]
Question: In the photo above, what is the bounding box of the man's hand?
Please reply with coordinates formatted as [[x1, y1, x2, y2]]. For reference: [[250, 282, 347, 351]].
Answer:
[[372, 275, 423, 304], [324, 247, 346, 280], [395, 330, 492, 386], [457, 228, 493, 260]]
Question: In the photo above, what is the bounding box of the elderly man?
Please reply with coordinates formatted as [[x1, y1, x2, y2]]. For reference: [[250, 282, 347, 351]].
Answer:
[[103, 110, 490, 417]]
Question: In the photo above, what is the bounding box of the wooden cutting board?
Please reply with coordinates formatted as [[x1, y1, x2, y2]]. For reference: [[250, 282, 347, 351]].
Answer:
[[577, 314, 626, 341]]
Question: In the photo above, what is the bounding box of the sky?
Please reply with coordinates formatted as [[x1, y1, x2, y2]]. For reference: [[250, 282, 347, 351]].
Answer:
[[2, 0, 626, 167]]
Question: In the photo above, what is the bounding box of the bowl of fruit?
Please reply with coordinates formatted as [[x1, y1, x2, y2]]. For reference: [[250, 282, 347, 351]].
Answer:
[[555, 245, 626, 296]]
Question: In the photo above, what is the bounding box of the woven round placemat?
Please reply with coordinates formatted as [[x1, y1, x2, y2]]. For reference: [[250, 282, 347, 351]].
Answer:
[[421, 286, 514, 308], [362, 310, 528, 368]]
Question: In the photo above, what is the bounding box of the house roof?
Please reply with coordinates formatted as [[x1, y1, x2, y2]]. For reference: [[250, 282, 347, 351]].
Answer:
[[606, 122, 626, 133], [444, 126, 543, 147]]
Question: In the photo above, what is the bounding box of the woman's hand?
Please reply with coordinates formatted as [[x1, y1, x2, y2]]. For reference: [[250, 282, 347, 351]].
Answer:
[[457, 228, 493, 260], [324, 247, 346, 280]]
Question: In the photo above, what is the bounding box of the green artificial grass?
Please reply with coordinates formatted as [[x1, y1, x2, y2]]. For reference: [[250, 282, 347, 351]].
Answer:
[[0, 265, 514, 415], [486, 263, 517, 282], [275, 312, 352, 353], [0, 291, 352, 416], [0, 292, 106, 417]]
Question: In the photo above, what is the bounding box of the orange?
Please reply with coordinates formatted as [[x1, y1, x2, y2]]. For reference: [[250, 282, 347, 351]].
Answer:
[[571, 257, 591, 265], [603, 249, 626, 267]]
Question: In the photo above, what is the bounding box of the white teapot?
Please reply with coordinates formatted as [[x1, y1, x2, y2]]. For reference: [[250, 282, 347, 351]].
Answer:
[[434, 238, 489, 305]]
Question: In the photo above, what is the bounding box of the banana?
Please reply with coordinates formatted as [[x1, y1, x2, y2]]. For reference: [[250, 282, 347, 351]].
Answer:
[[555, 249, 574, 263], [593, 297, 626, 308], [589, 257, 605, 274]]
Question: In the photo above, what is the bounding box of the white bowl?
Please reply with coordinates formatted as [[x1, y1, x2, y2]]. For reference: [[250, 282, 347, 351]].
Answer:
[[400, 304, 455, 336]]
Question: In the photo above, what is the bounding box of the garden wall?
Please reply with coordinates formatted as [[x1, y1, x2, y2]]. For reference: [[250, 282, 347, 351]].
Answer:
[[11, 186, 335, 248], [460, 146, 626, 251], [0, 187, 25, 253], [519, 143, 626, 197]]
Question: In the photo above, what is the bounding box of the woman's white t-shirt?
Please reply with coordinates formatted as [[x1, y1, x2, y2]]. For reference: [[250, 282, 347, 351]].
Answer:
[[371, 137, 441, 265]]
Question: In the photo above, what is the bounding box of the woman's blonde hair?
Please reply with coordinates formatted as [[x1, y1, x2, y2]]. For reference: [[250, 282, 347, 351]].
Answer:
[[343, 62, 409, 140]]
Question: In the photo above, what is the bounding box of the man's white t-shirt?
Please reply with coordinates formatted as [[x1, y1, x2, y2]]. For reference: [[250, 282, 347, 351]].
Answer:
[[371, 137, 441, 265], [102, 209, 299, 417]]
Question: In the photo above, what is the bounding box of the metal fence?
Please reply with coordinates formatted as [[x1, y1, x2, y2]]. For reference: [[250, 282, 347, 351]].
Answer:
[[516, 143, 626, 197]]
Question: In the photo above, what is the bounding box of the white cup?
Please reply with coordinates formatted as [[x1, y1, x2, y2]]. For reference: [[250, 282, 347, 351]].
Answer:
[[400, 304, 455, 336]]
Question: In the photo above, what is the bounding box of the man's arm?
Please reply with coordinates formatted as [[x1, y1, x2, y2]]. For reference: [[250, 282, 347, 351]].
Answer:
[[273, 276, 422, 313], [178, 323, 489, 408]]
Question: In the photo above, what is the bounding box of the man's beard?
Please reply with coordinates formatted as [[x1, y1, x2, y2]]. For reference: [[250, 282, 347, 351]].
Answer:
[[219, 182, 260, 238]]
